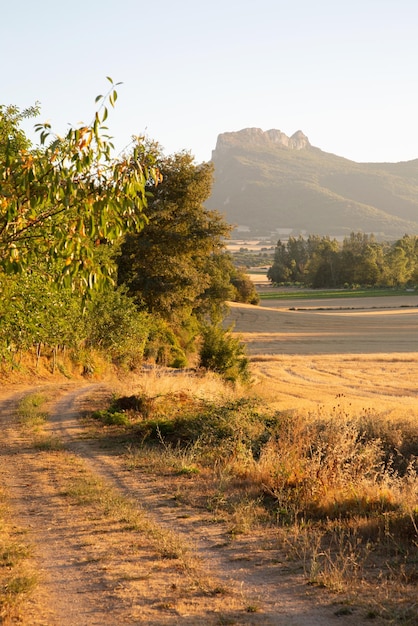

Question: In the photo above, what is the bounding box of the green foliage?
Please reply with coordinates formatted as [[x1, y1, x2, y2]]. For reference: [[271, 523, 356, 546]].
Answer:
[[230, 265, 260, 304], [268, 233, 418, 288], [305, 237, 340, 288], [135, 398, 264, 449], [85, 288, 151, 369], [0, 272, 84, 360], [195, 252, 236, 322], [268, 236, 321, 284], [199, 323, 250, 383], [0, 89, 259, 375], [0, 80, 160, 292], [0, 104, 39, 158], [91, 409, 131, 427], [117, 150, 231, 323], [143, 318, 188, 368]]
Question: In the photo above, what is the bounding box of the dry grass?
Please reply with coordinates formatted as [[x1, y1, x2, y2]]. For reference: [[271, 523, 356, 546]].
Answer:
[[3, 302, 417, 622], [3, 392, 262, 624], [0, 487, 37, 623], [99, 359, 418, 622]]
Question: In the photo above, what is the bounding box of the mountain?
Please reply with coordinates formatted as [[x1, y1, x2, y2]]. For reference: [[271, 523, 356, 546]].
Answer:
[[205, 128, 418, 240]]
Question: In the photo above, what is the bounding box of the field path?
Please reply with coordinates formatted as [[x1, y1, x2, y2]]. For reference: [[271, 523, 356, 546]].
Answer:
[[0, 383, 364, 625]]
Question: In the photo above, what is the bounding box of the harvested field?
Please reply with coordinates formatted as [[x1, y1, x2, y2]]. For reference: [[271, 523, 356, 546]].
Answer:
[[228, 294, 418, 417], [227, 296, 418, 355]]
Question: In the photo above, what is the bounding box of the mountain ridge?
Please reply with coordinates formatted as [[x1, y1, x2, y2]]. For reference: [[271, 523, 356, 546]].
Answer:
[[206, 128, 418, 239]]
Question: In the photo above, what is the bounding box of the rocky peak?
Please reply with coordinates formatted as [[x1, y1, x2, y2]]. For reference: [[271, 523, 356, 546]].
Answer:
[[213, 128, 311, 155]]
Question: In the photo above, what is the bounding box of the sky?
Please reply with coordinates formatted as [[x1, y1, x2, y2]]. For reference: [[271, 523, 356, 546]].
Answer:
[[2, 0, 418, 164]]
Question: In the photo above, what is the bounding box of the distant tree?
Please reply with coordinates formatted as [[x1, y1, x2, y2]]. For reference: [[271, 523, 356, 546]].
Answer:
[[268, 235, 322, 285], [384, 241, 410, 286], [389, 235, 418, 285], [117, 151, 231, 324], [230, 266, 260, 304], [339, 233, 378, 285], [305, 237, 340, 287], [268, 231, 418, 289], [267, 240, 292, 284]]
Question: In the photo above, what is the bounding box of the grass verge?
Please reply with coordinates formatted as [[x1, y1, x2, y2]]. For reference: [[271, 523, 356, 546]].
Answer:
[[87, 380, 418, 623], [259, 287, 417, 300]]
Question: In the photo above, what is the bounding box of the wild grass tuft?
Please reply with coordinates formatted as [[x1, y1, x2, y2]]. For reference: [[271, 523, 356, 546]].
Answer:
[[16, 392, 48, 428]]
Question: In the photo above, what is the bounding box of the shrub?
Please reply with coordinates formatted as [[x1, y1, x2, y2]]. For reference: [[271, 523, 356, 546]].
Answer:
[[199, 323, 250, 383], [91, 409, 131, 427], [144, 318, 188, 368], [86, 289, 151, 369]]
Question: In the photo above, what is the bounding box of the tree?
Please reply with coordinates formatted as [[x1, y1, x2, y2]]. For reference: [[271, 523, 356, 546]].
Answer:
[[268, 235, 322, 285], [0, 271, 85, 364], [267, 240, 291, 284], [196, 252, 236, 322], [230, 265, 260, 304], [305, 237, 340, 287], [384, 241, 410, 286], [390, 235, 418, 285], [117, 150, 231, 323], [339, 233, 378, 286], [0, 79, 160, 291], [0, 104, 38, 159]]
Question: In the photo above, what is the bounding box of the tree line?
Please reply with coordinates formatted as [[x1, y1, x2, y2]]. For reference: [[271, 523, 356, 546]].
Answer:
[[268, 233, 418, 288], [0, 82, 257, 381]]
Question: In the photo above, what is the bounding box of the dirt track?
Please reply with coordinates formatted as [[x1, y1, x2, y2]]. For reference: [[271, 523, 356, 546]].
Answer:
[[0, 384, 361, 625]]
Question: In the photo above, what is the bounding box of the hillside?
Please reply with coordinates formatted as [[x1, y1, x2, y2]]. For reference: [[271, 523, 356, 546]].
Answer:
[[206, 128, 418, 240]]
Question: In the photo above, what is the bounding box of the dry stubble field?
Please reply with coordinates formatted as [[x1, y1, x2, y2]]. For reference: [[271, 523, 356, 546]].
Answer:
[[228, 295, 418, 417]]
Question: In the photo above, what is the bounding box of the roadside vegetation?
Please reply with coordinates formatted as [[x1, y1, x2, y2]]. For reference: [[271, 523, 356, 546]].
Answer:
[[1, 391, 257, 624], [0, 88, 254, 384], [85, 373, 418, 623]]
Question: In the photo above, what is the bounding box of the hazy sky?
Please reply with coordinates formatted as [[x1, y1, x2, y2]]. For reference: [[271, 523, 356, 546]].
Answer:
[[3, 0, 418, 163]]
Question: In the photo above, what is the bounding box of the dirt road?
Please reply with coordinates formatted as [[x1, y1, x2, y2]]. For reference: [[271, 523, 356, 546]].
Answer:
[[0, 383, 365, 625]]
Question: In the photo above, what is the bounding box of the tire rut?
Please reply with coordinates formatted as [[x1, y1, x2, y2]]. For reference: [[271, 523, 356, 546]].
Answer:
[[44, 385, 363, 626], [0, 385, 126, 626]]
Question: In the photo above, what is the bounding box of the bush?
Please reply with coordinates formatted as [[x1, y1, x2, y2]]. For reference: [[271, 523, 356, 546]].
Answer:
[[199, 323, 250, 383], [144, 318, 188, 368], [231, 267, 260, 305], [91, 409, 131, 426], [86, 289, 151, 369]]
